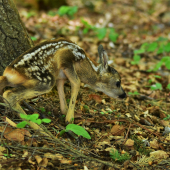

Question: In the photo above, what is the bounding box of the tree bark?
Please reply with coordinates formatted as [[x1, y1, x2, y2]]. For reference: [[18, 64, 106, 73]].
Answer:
[[0, 0, 33, 75]]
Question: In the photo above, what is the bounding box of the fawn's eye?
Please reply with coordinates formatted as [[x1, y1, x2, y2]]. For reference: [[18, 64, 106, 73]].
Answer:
[[116, 81, 120, 88]]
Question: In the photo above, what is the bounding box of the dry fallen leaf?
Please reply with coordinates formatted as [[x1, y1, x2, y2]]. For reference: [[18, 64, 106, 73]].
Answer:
[[125, 139, 134, 147], [3, 128, 31, 142], [150, 139, 159, 149], [150, 150, 169, 159], [89, 94, 102, 103], [111, 125, 125, 136], [39, 157, 48, 167], [35, 155, 42, 164]]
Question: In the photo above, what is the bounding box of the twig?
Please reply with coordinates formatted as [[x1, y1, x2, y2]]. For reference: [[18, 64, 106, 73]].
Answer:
[[123, 123, 131, 145]]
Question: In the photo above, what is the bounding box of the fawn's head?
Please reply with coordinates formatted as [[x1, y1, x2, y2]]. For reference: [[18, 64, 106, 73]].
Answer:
[[95, 45, 126, 99]]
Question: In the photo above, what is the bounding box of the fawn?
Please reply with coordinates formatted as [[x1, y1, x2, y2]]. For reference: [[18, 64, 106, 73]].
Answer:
[[0, 38, 126, 123]]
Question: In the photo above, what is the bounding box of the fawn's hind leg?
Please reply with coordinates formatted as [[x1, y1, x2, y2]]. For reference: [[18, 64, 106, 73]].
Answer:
[[3, 83, 55, 116], [2, 80, 55, 135]]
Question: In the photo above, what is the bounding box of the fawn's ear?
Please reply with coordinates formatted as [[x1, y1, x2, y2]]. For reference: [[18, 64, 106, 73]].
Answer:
[[98, 45, 108, 71]]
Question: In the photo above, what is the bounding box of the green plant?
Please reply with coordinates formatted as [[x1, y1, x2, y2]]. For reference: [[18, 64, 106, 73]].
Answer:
[[39, 107, 46, 113], [81, 19, 119, 42], [17, 114, 51, 128], [110, 149, 131, 162], [150, 83, 162, 90], [31, 36, 37, 41], [128, 91, 139, 95], [26, 11, 36, 19], [60, 124, 91, 139], [48, 10, 58, 16], [83, 105, 89, 113], [4, 154, 12, 158], [163, 114, 170, 120], [152, 56, 170, 71], [132, 135, 151, 156], [131, 37, 170, 67], [58, 6, 78, 18], [131, 55, 141, 65], [167, 84, 170, 90]]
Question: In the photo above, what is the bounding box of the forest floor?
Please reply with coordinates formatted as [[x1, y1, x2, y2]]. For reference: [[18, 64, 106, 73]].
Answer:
[[0, 0, 170, 169]]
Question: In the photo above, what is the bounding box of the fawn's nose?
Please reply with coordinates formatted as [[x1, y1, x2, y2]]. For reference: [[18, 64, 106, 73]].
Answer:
[[118, 92, 126, 99]]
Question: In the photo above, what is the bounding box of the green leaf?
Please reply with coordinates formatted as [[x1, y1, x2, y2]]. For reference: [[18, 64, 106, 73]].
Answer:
[[167, 84, 170, 90], [154, 75, 161, 78], [161, 56, 170, 62], [109, 28, 118, 42], [39, 107, 46, 113], [58, 6, 69, 16], [42, 118, 51, 123], [165, 59, 170, 69], [60, 130, 66, 136], [128, 91, 139, 95], [150, 83, 162, 90], [164, 42, 170, 52], [96, 27, 107, 40], [141, 42, 149, 49], [48, 10, 58, 16], [131, 55, 141, 65], [29, 114, 39, 121], [31, 36, 37, 41], [83, 28, 89, 34], [157, 37, 168, 41], [134, 49, 145, 54], [17, 121, 28, 128], [147, 42, 158, 52], [20, 113, 28, 119], [148, 79, 152, 84], [34, 119, 42, 125], [133, 55, 141, 62], [67, 6, 78, 16], [157, 46, 164, 54], [153, 61, 163, 71], [66, 124, 91, 139]]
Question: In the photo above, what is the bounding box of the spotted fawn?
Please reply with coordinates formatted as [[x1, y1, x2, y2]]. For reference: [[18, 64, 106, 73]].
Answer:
[[0, 38, 126, 122]]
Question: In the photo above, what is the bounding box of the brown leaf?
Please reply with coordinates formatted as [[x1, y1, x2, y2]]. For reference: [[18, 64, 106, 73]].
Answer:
[[111, 125, 125, 136], [4, 129, 27, 142], [125, 139, 134, 147], [150, 139, 159, 149], [89, 94, 102, 103], [150, 150, 169, 159], [35, 155, 42, 164]]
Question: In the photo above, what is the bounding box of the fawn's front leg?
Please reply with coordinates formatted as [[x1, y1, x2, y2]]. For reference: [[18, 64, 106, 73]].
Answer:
[[63, 66, 80, 123], [56, 79, 68, 115]]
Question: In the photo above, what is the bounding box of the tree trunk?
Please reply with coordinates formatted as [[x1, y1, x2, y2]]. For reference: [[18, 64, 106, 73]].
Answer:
[[0, 0, 33, 75], [0, 0, 48, 136]]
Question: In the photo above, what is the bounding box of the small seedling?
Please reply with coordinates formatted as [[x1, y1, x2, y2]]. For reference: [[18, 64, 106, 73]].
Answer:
[[81, 19, 119, 42], [110, 149, 131, 162], [31, 36, 37, 41], [39, 107, 46, 113], [60, 124, 91, 139], [4, 154, 12, 158], [167, 84, 170, 90], [131, 55, 141, 65], [128, 91, 139, 95], [58, 6, 78, 18], [150, 83, 162, 90], [163, 114, 170, 120], [17, 113, 51, 128]]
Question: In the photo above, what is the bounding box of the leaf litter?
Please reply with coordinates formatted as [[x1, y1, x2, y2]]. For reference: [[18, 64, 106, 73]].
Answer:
[[0, 0, 170, 169]]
